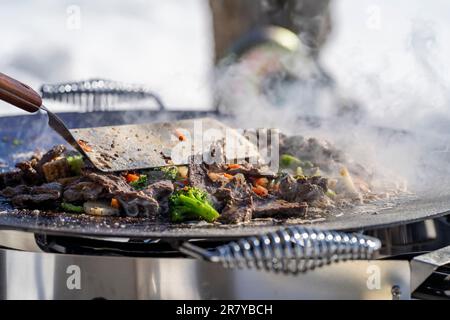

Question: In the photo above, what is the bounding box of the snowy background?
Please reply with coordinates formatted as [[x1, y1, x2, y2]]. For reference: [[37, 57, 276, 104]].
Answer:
[[1, 0, 450, 125]]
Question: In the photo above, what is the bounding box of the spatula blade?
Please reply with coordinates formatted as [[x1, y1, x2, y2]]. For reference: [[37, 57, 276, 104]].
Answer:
[[70, 118, 260, 172]]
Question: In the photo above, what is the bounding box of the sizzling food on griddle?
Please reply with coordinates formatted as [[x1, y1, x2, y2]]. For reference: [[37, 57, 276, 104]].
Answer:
[[0, 135, 394, 224]]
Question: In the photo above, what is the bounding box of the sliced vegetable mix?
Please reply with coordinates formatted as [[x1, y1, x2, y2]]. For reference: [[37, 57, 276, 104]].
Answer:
[[169, 186, 220, 223], [130, 174, 148, 190], [0, 132, 391, 226]]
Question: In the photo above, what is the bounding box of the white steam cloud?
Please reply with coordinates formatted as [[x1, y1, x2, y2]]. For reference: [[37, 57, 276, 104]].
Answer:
[[214, 10, 450, 194]]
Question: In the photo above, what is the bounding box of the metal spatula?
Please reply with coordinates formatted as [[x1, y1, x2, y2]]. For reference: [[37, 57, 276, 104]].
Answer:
[[0, 72, 259, 172]]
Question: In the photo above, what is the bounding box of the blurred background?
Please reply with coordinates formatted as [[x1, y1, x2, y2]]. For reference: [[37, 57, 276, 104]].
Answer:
[[0, 0, 449, 131]]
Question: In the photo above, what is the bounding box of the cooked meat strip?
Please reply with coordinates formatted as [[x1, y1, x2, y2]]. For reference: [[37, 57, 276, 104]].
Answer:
[[9, 182, 63, 208], [36, 145, 66, 172], [143, 180, 174, 200], [142, 180, 174, 214], [12, 194, 55, 208], [31, 182, 62, 197], [278, 174, 328, 203], [116, 195, 159, 218], [219, 203, 253, 224], [63, 179, 104, 202], [0, 185, 31, 197], [279, 135, 345, 172], [15, 157, 42, 184], [308, 176, 329, 192], [84, 172, 159, 217], [215, 174, 254, 224], [0, 145, 67, 189], [84, 172, 134, 195], [42, 158, 71, 182], [0, 170, 24, 189], [253, 199, 308, 218], [279, 135, 373, 181], [188, 158, 211, 191]]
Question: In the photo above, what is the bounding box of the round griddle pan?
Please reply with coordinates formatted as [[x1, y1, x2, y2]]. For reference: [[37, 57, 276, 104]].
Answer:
[[0, 110, 449, 240], [0, 193, 450, 240]]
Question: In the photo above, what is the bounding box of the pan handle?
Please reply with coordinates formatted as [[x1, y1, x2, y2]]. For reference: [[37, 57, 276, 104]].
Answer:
[[0, 72, 42, 113], [180, 226, 382, 275]]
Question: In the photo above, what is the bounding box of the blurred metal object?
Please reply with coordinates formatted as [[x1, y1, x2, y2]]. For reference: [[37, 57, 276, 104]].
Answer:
[[215, 25, 333, 113], [410, 245, 450, 292], [1, 228, 450, 299], [40, 78, 166, 111], [228, 26, 302, 60], [0, 246, 410, 300], [209, 0, 332, 61], [180, 226, 381, 274]]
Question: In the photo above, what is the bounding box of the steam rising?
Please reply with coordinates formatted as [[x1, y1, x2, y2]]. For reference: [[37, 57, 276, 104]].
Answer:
[[214, 18, 450, 195]]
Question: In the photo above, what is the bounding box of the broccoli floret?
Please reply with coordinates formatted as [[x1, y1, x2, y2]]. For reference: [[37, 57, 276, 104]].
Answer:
[[280, 154, 302, 168], [130, 174, 148, 190], [66, 154, 84, 175], [61, 202, 84, 213], [169, 186, 220, 223]]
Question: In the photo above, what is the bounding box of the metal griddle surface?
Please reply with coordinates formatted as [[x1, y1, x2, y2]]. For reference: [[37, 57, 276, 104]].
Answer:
[[1, 110, 449, 239], [0, 194, 449, 239]]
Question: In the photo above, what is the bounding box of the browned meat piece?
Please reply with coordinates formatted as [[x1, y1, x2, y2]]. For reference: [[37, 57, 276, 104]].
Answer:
[[116, 194, 159, 218], [36, 145, 66, 172], [0, 185, 31, 197], [31, 182, 62, 197], [84, 172, 135, 195], [0, 170, 24, 189], [143, 180, 174, 214], [143, 180, 174, 201], [309, 176, 329, 192], [63, 179, 104, 202], [84, 172, 160, 217], [215, 174, 254, 224], [253, 199, 308, 218], [220, 204, 253, 224], [1, 145, 68, 189], [278, 174, 327, 203], [188, 158, 210, 190], [15, 157, 42, 184], [12, 194, 58, 208], [279, 135, 345, 172], [42, 158, 71, 182], [9, 182, 63, 208]]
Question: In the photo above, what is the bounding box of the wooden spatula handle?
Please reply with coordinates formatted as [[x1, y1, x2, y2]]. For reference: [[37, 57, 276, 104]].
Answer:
[[0, 72, 42, 113]]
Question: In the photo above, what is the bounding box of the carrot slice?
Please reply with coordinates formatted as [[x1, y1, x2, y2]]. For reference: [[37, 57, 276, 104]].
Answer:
[[110, 198, 120, 209], [77, 140, 92, 152], [254, 177, 269, 188], [252, 185, 268, 197], [174, 129, 187, 141], [126, 173, 140, 183], [227, 164, 241, 170], [222, 173, 234, 179]]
